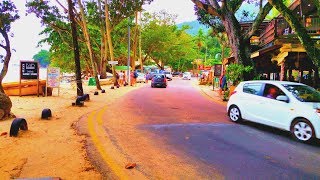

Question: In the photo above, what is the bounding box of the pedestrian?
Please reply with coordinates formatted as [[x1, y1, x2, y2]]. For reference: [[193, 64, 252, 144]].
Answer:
[[219, 72, 227, 95], [114, 72, 120, 86], [119, 71, 124, 86], [123, 71, 127, 86], [130, 71, 135, 86], [146, 72, 149, 83]]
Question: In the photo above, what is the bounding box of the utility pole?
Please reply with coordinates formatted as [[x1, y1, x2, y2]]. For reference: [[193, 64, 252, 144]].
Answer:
[[67, 0, 83, 96]]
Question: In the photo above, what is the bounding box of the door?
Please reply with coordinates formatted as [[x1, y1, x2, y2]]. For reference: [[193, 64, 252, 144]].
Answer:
[[258, 84, 292, 129], [238, 83, 265, 123]]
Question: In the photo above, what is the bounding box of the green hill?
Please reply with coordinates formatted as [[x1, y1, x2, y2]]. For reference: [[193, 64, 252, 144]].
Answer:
[[177, 20, 210, 36]]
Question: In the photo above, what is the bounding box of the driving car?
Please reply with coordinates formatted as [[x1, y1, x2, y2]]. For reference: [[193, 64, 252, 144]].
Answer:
[[151, 74, 167, 88], [172, 72, 181, 77], [136, 73, 146, 83], [227, 80, 320, 143], [147, 72, 157, 80], [164, 71, 173, 81], [182, 72, 192, 80]]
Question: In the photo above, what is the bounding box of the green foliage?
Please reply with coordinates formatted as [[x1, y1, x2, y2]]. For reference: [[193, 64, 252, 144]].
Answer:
[[0, 0, 20, 32], [141, 11, 197, 71], [26, 0, 153, 73], [33, 50, 51, 68], [226, 64, 253, 85], [266, 0, 293, 20]]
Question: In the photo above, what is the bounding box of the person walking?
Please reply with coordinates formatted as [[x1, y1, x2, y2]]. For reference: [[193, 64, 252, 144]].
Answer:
[[119, 71, 124, 86]]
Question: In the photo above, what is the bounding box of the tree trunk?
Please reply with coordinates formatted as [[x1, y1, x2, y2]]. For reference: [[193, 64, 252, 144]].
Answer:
[[77, 0, 101, 90], [268, 0, 320, 68], [132, 11, 139, 70], [97, 0, 107, 79], [222, 12, 253, 80], [67, 0, 83, 96], [105, 0, 116, 82], [0, 29, 11, 93]]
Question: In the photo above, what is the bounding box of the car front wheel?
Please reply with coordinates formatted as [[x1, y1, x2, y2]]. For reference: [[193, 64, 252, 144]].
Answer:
[[291, 119, 314, 143], [228, 105, 242, 123]]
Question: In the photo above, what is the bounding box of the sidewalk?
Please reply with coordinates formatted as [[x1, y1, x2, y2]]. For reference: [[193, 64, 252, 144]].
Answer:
[[196, 83, 228, 106]]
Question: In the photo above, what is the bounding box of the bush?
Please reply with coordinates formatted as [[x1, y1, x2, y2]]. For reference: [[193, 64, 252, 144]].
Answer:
[[226, 64, 253, 85]]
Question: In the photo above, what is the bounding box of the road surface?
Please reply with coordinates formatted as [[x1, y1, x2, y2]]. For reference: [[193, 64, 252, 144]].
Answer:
[[81, 78, 320, 179]]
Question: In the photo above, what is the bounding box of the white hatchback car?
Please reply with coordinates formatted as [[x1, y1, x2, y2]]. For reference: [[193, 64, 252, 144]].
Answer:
[[227, 80, 320, 143], [182, 72, 192, 80]]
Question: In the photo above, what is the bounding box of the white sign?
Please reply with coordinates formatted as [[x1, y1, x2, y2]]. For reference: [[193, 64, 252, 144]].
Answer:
[[47, 67, 60, 88], [108, 61, 118, 65]]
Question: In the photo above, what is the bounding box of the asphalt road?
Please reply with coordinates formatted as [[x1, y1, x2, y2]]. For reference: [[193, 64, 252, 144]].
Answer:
[[90, 78, 320, 179]]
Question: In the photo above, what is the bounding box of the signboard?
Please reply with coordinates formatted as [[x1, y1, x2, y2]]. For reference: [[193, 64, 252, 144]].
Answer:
[[20, 61, 39, 97], [47, 67, 60, 88], [214, 64, 222, 77], [108, 61, 118, 65], [21, 61, 39, 79]]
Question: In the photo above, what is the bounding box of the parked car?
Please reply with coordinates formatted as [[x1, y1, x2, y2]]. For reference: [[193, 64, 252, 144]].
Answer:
[[151, 74, 167, 88], [227, 80, 320, 143], [164, 71, 173, 81], [136, 73, 146, 83], [182, 72, 192, 80]]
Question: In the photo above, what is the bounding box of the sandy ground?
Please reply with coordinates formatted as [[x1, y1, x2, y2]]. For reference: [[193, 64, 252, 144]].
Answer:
[[0, 82, 145, 179]]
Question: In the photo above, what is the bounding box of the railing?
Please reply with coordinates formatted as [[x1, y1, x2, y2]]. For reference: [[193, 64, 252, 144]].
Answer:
[[259, 16, 320, 47]]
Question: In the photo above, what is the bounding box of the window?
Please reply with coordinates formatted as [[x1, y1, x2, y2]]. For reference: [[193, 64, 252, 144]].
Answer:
[[263, 84, 285, 100], [243, 83, 263, 95], [283, 84, 320, 102]]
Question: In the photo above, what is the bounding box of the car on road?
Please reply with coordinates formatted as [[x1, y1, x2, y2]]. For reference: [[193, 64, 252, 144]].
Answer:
[[136, 73, 146, 83], [227, 80, 320, 143], [151, 74, 167, 88], [147, 72, 157, 80], [172, 72, 181, 77], [182, 72, 192, 80], [164, 71, 173, 81]]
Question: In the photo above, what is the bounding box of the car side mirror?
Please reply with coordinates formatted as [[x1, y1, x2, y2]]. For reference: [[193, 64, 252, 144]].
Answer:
[[276, 95, 289, 103]]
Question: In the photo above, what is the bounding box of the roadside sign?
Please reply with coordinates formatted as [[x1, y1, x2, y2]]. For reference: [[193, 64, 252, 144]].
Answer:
[[46, 67, 61, 96], [214, 64, 222, 77], [21, 61, 39, 79], [47, 67, 60, 88], [20, 61, 39, 97], [108, 61, 118, 65]]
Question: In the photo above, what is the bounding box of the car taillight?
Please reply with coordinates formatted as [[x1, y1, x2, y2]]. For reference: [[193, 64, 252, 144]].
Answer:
[[230, 91, 237, 96], [316, 109, 320, 113]]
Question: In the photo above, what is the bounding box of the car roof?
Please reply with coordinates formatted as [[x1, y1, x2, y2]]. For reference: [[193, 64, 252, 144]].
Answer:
[[239, 80, 305, 86]]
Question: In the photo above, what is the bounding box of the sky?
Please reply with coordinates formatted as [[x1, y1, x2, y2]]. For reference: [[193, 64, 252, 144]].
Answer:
[[4, 0, 197, 65]]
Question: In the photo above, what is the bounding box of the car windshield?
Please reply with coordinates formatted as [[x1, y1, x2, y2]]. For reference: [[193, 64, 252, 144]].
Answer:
[[282, 84, 320, 102], [154, 75, 165, 79]]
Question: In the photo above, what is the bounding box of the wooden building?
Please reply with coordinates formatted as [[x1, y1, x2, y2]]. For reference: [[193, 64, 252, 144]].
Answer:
[[225, 0, 320, 86]]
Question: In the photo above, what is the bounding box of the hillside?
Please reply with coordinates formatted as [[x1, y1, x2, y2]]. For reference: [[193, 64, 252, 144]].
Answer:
[[177, 20, 210, 36]]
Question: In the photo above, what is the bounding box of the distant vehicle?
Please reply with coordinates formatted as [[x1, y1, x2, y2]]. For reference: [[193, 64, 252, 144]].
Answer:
[[147, 72, 157, 80], [182, 72, 192, 80], [136, 73, 146, 83], [172, 72, 181, 77], [227, 80, 320, 143], [164, 71, 173, 81], [151, 74, 167, 88]]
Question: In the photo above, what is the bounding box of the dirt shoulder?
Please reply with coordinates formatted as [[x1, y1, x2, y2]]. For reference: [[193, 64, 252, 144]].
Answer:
[[0, 83, 144, 179]]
